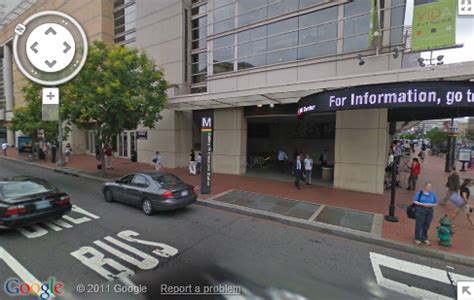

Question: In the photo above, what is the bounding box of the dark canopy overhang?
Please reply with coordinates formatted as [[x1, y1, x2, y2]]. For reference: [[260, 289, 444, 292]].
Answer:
[[297, 81, 474, 121]]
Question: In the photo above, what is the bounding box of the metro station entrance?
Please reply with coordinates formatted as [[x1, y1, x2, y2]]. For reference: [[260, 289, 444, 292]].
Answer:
[[245, 104, 335, 186]]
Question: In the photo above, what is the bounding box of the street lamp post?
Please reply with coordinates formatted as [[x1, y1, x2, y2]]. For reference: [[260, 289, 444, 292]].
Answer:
[[385, 155, 399, 222], [56, 108, 65, 166]]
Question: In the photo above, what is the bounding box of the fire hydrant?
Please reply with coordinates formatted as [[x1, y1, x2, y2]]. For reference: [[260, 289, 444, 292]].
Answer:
[[437, 214, 453, 247]]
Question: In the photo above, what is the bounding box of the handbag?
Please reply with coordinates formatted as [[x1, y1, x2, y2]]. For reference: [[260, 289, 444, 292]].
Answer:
[[449, 192, 466, 208], [152, 158, 157, 163], [407, 192, 422, 219]]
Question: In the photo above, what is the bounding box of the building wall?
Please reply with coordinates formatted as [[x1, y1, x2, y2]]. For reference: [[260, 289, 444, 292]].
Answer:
[[134, 0, 191, 167], [0, 0, 114, 150], [334, 109, 388, 194]]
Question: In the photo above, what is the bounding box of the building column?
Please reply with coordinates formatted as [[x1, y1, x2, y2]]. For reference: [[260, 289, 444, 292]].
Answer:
[[136, 109, 192, 168], [213, 107, 247, 174], [334, 109, 388, 194], [3, 43, 15, 145]]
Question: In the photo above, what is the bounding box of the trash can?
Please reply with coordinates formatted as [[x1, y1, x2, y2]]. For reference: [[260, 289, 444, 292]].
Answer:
[[322, 166, 334, 181], [131, 150, 137, 162]]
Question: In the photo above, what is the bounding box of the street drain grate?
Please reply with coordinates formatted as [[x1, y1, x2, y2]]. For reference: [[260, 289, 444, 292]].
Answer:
[[210, 190, 380, 234], [212, 190, 320, 220], [315, 206, 374, 233]]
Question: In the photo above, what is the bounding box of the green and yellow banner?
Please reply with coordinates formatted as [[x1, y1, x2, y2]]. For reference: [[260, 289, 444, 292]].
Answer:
[[368, 0, 382, 47], [412, 0, 457, 51]]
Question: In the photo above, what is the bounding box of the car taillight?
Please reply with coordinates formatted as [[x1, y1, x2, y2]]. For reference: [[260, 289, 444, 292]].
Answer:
[[5, 205, 26, 216], [192, 186, 197, 193], [55, 196, 70, 205], [163, 191, 173, 198]]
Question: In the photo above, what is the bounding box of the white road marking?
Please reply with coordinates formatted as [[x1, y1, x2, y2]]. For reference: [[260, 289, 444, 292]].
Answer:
[[370, 252, 474, 299], [0, 247, 54, 298], [70, 246, 134, 281], [117, 230, 179, 258], [118, 276, 138, 288], [94, 236, 159, 270], [15, 205, 100, 239]]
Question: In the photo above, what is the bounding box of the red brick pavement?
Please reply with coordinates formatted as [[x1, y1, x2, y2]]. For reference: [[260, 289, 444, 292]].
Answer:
[[3, 148, 473, 257]]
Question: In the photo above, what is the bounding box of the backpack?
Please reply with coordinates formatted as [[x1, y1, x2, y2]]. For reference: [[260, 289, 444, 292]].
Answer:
[[407, 192, 422, 219]]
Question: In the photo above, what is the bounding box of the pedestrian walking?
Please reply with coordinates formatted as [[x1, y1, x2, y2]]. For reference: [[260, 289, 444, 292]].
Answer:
[[319, 149, 328, 168], [294, 154, 303, 190], [189, 149, 196, 175], [451, 179, 474, 227], [417, 149, 425, 163], [196, 152, 202, 174], [277, 149, 288, 173], [2, 142, 9, 156], [440, 166, 460, 205], [64, 143, 72, 163], [407, 158, 421, 190], [413, 182, 438, 245], [303, 154, 313, 185], [95, 144, 102, 169], [103, 145, 113, 170], [152, 150, 162, 171]]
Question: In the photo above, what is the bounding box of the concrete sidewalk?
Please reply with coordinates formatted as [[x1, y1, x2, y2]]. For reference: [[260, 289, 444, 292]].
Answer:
[[2, 147, 473, 259]]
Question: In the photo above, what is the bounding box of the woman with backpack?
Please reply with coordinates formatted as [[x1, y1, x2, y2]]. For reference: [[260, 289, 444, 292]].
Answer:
[[451, 179, 474, 227], [413, 182, 438, 245]]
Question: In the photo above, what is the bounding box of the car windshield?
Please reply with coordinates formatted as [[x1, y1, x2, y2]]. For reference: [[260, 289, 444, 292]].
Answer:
[[151, 174, 183, 186], [1, 180, 55, 199]]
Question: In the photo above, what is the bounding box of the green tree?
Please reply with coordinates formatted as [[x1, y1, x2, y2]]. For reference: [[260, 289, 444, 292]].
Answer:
[[464, 128, 474, 142], [62, 41, 168, 175], [9, 83, 69, 157], [425, 127, 448, 146]]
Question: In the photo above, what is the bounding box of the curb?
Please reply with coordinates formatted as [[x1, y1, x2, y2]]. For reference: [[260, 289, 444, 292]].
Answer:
[[196, 198, 474, 268], [3, 156, 474, 267], [0, 156, 110, 182]]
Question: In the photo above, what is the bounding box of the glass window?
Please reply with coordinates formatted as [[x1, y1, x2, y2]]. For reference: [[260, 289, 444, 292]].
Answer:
[[213, 35, 234, 74], [192, 16, 207, 49], [191, 4, 207, 15], [114, 2, 136, 44], [298, 7, 338, 59], [267, 18, 298, 56], [191, 86, 207, 94], [268, 0, 298, 17], [299, 0, 325, 9], [132, 175, 149, 187], [192, 53, 207, 74], [214, 3, 235, 34], [238, 26, 267, 69], [238, 0, 267, 26], [343, 0, 371, 53], [214, 0, 233, 8], [390, 0, 406, 45], [151, 174, 184, 186]]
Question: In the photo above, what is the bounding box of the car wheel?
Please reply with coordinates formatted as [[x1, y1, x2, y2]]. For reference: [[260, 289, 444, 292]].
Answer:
[[142, 198, 154, 216], [104, 189, 114, 202]]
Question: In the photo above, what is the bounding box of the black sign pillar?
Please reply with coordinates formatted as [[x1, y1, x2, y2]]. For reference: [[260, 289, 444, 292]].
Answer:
[[200, 116, 213, 194]]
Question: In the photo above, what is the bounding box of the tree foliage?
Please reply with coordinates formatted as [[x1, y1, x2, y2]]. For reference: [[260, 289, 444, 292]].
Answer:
[[9, 82, 68, 143], [62, 41, 168, 174], [426, 127, 448, 146], [464, 128, 474, 142]]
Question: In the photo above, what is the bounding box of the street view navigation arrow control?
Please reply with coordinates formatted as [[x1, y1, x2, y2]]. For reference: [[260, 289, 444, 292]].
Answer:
[[13, 10, 88, 86], [458, 281, 474, 300]]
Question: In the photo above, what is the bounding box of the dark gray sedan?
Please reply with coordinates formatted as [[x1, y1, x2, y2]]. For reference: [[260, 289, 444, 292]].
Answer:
[[102, 171, 197, 215]]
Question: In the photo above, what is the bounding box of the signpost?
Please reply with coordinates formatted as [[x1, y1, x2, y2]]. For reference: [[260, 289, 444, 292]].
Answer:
[[200, 116, 213, 194], [458, 148, 471, 172], [136, 131, 148, 140]]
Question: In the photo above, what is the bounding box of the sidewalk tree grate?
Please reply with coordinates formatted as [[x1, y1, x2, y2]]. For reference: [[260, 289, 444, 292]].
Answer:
[[314, 206, 374, 233], [212, 190, 320, 220]]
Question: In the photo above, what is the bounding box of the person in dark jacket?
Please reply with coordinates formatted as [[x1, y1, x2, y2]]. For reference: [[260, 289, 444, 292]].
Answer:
[[294, 154, 304, 190]]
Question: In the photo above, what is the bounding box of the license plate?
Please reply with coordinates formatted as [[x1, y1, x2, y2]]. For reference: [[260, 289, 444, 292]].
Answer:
[[35, 200, 51, 210], [181, 190, 189, 197]]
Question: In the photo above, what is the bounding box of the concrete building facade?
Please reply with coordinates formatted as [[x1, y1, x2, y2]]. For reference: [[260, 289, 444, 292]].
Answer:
[[1, 0, 473, 195]]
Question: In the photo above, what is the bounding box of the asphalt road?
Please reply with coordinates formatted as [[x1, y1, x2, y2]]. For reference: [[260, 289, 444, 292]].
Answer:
[[0, 158, 473, 300]]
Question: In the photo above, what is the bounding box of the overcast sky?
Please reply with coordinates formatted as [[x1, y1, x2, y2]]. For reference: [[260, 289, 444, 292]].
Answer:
[[405, 0, 474, 64]]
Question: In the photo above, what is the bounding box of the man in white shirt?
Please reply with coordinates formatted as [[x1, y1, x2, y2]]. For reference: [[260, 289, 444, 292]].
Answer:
[[2, 142, 8, 156], [303, 154, 313, 185], [294, 154, 303, 190], [277, 149, 288, 173]]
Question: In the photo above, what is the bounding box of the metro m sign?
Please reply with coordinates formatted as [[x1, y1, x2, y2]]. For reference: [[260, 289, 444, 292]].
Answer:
[[202, 117, 212, 128], [201, 116, 213, 194]]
